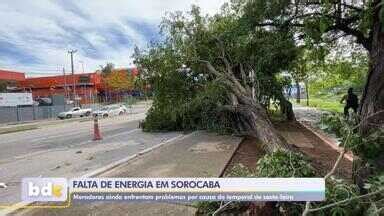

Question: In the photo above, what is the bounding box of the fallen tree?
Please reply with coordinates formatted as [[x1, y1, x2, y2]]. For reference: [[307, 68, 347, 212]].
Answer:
[[199, 59, 291, 152], [134, 5, 296, 152], [133, 2, 384, 215]]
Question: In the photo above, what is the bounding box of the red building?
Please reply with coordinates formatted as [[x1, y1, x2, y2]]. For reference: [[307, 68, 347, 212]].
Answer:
[[17, 68, 140, 104], [0, 69, 26, 91], [19, 72, 102, 104], [0, 69, 25, 81], [0, 66, 143, 104]]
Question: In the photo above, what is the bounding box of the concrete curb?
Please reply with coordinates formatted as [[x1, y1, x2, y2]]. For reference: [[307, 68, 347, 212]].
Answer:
[[0, 132, 189, 216], [0, 125, 39, 135], [218, 136, 244, 177], [298, 121, 354, 162]]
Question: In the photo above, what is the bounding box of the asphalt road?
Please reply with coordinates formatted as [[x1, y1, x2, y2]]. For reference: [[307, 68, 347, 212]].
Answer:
[[0, 105, 181, 204]]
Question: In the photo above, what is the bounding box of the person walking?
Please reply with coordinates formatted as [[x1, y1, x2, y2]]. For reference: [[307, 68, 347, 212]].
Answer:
[[340, 87, 359, 117]]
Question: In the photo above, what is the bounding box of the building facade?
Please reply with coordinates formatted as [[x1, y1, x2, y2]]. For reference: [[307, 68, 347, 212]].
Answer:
[[1, 67, 141, 105], [18, 72, 102, 104], [0, 69, 26, 91]]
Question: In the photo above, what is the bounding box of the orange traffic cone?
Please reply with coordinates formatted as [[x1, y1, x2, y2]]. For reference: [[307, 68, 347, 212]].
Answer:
[[93, 117, 102, 141]]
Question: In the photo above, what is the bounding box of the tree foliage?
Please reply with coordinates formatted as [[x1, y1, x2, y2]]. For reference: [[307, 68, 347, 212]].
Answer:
[[103, 69, 135, 91], [134, 4, 298, 136], [256, 150, 315, 177], [0, 80, 7, 92], [100, 63, 115, 76], [313, 55, 367, 94], [99, 63, 135, 91], [238, 0, 377, 50], [240, 0, 384, 134]]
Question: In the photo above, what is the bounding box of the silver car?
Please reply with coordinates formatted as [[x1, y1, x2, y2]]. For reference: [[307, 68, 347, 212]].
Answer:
[[92, 105, 127, 118], [58, 107, 92, 119]]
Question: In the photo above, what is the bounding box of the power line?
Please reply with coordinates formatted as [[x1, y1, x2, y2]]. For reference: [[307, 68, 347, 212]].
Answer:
[[25, 72, 61, 75]]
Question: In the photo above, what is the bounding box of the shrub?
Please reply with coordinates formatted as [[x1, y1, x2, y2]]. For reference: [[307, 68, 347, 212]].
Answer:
[[195, 201, 221, 215], [347, 130, 384, 160], [226, 163, 256, 177], [255, 150, 316, 215], [195, 164, 255, 215], [364, 172, 384, 215], [142, 81, 234, 134], [312, 179, 365, 216], [256, 150, 316, 177], [319, 113, 384, 160]]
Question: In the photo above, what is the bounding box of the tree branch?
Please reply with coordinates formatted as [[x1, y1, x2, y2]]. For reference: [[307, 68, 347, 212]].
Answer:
[[254, 8, 371, 50], [308, 189, 384, 213], [328, 22, 371, 50], [303, 110, 384, 215]]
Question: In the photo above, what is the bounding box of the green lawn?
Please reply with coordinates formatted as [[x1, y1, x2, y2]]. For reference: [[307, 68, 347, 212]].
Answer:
[[292, 95, 344, 113]]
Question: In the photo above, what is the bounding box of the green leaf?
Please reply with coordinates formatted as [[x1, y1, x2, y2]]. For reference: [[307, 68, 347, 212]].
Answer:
[[363, 183, 372, 189]]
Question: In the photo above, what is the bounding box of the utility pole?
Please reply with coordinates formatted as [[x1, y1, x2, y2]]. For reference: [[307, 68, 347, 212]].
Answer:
[[79, 61, 85, 102], [63, 67, 67, 98], [79, 61, 85, 73], [68, 50, 77, 103]]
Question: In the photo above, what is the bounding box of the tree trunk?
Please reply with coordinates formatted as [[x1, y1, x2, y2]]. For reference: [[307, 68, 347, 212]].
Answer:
[[296, 81, 301, 104], [280, 96, 295, 121], [232, 96, 291, 152], [202, 60, 290, 153], [359, 4, 384, 133], [305, 80, 309, 106]]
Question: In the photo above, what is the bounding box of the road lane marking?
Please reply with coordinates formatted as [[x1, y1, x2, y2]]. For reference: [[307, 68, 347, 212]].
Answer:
[[0, 115, 145, 144], [5, 129, 142, 164], [0, 132, 188, 215]]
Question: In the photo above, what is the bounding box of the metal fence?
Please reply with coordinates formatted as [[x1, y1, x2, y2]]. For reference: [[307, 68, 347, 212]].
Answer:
[[0, 97, 144, 124], [0, 105, 74, 124]]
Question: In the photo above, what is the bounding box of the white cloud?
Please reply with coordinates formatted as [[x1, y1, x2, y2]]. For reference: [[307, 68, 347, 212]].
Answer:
[[0, 0, 226, 76]]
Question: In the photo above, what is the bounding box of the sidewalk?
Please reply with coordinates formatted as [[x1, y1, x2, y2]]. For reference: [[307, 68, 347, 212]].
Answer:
[[278, 105, 354, 179], [15, 131, 242, 216], [293, 104, 341, 146], [292, 104, 328, 126]]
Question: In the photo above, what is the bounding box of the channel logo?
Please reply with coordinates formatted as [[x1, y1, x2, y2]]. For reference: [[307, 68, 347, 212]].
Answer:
[[22, 178, 67, 202]]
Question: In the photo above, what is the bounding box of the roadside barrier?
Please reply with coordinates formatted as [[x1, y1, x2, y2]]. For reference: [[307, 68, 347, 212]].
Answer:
[[93, 117, 102, 141]]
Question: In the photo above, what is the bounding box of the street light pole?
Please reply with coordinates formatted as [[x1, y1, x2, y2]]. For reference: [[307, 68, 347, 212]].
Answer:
[[68, 50, 77, 103]]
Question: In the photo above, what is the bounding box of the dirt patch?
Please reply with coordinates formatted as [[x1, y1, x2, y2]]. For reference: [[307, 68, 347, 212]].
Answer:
[[218, 122, 354, 215], [223, 136, 266, 175], [275, 121, 353, 180], [222, 121, 353, 179], [279, 131, 314, 148], [219, 137, 275, 215]]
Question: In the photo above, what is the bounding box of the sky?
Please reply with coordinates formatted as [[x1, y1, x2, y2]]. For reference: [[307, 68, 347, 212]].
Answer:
[[0, 0, 226, 77]]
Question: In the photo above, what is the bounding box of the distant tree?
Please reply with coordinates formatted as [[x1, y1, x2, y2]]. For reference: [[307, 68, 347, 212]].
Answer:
[[100, 63, 115, 76], [308, 49, 368, 96], [290, 48, 317, 105], [103, 69, 135, 91], [0, 80, 7, 92]]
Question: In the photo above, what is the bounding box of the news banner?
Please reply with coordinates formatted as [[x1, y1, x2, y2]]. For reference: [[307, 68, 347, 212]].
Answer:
[[21, 177, 325, 205]]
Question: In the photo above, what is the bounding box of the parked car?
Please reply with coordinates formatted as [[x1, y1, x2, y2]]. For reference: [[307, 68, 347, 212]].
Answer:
[[57, 107, 92, 119], [93, 105, 127, 118]]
